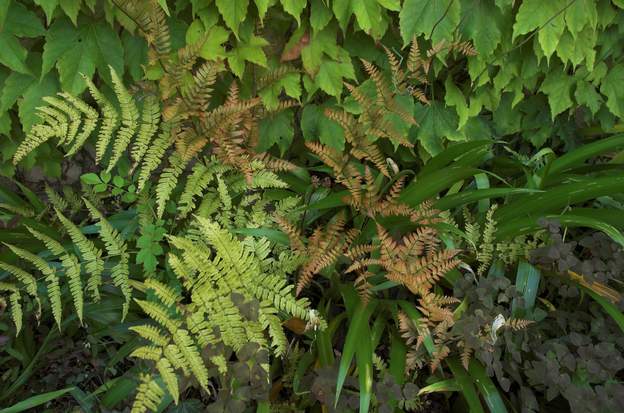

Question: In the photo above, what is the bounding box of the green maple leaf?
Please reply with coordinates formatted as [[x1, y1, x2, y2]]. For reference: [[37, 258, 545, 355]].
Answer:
[[513, 0, 567, 60], [460, 0, 502, 55], [564, 0, 597, 37], [3, 2, 45, 38], [316, 59, 355, 97], [399, 0, 461, 45], [257, 110, 294, 154], [227, 34, 269, 78], [301, 104, 345, 150], [414, 102, 463, 156], [600, 64, 624, 117], [136, 224, 166, 273], [310, 0, 333, 33], [281, 0, 306, 26], [19, 73, 59, 132], [0, 32, 31, 74], [540, 71, 573, 120], [42, 17, 80, 79], [575, 81, 603, 115], [216, 0, 249, 38]]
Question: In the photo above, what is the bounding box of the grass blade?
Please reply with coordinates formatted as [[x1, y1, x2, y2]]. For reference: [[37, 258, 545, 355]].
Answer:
[[446, 358, 486, 413], [468, 360, 509, 413], [0, 387, 75, 413]]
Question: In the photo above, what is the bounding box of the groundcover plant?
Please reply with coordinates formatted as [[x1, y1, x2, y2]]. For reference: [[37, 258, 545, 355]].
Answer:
[[1, 1, 624, 412]]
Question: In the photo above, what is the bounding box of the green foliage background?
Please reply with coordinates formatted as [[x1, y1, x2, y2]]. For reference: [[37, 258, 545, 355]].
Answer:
[[1, 1, 624, 412]]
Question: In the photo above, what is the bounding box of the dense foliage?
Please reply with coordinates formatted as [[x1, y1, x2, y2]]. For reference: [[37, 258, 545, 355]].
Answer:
[[1, 0, 624, 412]]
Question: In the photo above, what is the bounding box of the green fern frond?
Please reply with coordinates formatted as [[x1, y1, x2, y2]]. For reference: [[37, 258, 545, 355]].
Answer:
[[144, 279, 179, 307], [55, 208, 104, 301], [130, 345, 163, 361], [25, 226, 84, 322], [130, 325, 170, 347], [107, 67, 139, 172], [172, 328, 209, 390], [83, 198, 131, 319], [132, 95, 160, 167], [135, 299, 181, 332], [157, 358, 180, 404], [12, 125, 56, 164], [132, 373, 165, 413], [4, 243, 62, 329], [9, 291, 22, 335], [155, 153, 187, 219], [137, 121, 176, 191], [82, 75, 119, 163], [58, 92, 98, 154]]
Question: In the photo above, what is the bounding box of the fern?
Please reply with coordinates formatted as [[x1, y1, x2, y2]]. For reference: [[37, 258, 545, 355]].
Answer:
[[25, 226, 84, 323], [3, 243, 62, 329], [83, 198, 131, 319]]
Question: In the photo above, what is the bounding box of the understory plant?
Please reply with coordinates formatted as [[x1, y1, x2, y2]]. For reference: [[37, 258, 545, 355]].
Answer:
[[1, 1, 624, 413]]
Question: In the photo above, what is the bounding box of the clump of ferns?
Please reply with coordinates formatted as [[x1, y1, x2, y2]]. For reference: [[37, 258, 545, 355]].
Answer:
[[460, 205, 546, 276], [384, 36, 477, 103]]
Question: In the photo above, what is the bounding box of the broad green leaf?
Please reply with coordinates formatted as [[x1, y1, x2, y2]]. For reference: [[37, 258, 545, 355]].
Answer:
[[445, 78, 480, 129], [122, 32, 148, 81], [575, 80, 603, 115], [216, 0, 249, 37], [355, 317, 374, 412], [0, 1, 9, 30], [580, 286, 624, 334], [59, 0, 81, 25], [352, 0, 382, 35], [556, 28, 596, 69], [600, 64, 624, 117], [418, 379, 461, 395], [460, 0, 502, 55], [281, 0, 306, 26], [227, 34, 268, 77], [33, 0, 58, 25], [0, 387, 75, 413], [3, 2, 45, 37], [434, 188, 541, 211], [399, 0, 461, 45], [42, 17, 80, 78], [495, 176, 624, 224], [377, 0, 400, 11], [0, 32, 31, 74], [545, 134, 624, 178], [18, 73, 59, 132], [332, 0, 352, 32], [564, 0, 598, 35], [512, 0, 566, 59], [310, 0, 333, 33], [540, 71, 573, 120], [0, 72, 34, 112], [497, 213, 624, 246], [388, 333, 406, 384], [301, 104, 345, 150], [446, 358, 486, 413], [401, 166, 480, 206], [91, 22, 125, 83], [419, 140, 492, 177], [257, 110, 294, 154], [335, 299, 377, 406], [512, 261, 541, 317], [255, 0, 270, 21], [467, 360, 509, 413], [57, 34, 97, 95], [414, 102, 464, 155], [316, 59, 355, 97]]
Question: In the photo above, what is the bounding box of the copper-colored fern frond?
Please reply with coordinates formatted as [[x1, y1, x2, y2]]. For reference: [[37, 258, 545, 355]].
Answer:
[[505, 318, 534, 331], [274, 216, 305, 252]]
